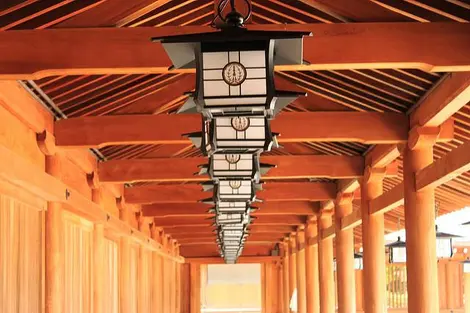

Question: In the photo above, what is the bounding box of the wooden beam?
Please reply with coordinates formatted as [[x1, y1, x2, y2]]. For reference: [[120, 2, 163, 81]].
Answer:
[[142, 201, 318, 217], [365, 144, 403, 168], [185, 256, 280, 264], [369, 183, 404, 215], [55, 112, 426, 148], [340, 209, 362, 231], [411, 72, 470, 127], [99, 155, 366, 183], [1, 23, 470, 79], [416, 141, 470, 192], [154, 215, 306, 228], [125, 182, 336, 204], [321, 226, 335, 240]]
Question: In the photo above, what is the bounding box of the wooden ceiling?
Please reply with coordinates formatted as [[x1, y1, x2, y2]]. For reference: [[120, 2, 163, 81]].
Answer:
[[2, 0, 470, 258]]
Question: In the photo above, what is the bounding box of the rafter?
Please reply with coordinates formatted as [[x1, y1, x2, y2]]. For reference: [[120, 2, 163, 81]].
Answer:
[[54, 112, 448, 148], [124, 182, 337, 204], [99, 155, 366, 183], [1, 23, 469, 79]]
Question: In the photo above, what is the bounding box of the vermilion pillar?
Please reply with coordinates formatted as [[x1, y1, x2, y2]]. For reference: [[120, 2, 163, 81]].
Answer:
[[296, 227, 307, 313], [335, 194, 356, 313], [289, 234, 297, 306], [305, 219, 320, 313], [361, 166, 386, 313], [318, 210, 335, 313], [404, 128, 440, 313], [45, 156, 63, 313]]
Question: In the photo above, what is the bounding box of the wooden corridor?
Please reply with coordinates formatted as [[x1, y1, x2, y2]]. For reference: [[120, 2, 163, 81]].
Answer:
[[1, 1, 470, 313]]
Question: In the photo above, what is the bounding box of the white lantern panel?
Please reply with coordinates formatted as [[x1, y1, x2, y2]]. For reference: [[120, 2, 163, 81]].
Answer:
[[247, 68, 266, 79], [204, 69, 222, 80], [240, 51, 265, 68], [436, 238, 452, 258], [241, 79, 267, 95], [230, 86, 240, 96], [205, 97, 266, 106], [391, 247, 407, 263], [203, 52, 228, 69], [204, 80, 229, 97], [229, 51, 239, 62], [464, 262, 470, 273]]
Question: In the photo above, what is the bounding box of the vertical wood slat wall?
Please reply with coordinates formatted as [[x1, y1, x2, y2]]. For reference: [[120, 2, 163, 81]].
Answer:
[[0, 190, 182, 313], [0, 194, 44, 313]]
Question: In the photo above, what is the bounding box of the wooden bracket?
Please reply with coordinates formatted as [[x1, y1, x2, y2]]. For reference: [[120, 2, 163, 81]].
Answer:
[[363, 166, 386, 185], [36, 130, 57, 156], [87, 171, 100, 190], [408, 126, 440, 151]]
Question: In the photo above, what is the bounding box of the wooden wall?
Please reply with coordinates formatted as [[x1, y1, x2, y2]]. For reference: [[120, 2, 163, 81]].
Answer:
[[0, 81, 184, 313]]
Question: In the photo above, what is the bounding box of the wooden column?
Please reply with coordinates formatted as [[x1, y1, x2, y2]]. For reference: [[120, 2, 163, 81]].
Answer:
[[335, 194, 356, 313], [92, 187, 104, 313], [289, 234, 298, 306], [45, 155, 64, 313], [465, 272, 470, 313], [318, 210, 335, 313], [305, 219, 320, 313], [282, 241, 290, 313], [296, 227, 307, 313], [403, 128, 440, 313], [361, 167, 386, 313]]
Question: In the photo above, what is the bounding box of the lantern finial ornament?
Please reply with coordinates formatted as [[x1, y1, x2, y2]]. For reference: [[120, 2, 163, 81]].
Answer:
[[213, 0, 252, 29]]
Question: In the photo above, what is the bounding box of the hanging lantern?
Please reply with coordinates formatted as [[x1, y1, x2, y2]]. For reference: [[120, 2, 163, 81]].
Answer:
[[205, 153, 273, 181], [463, 260, 470, 273], [215, 212, 250, 226], [210, 201, 252, 213], [206, 116, 277, 154], [152, 12, 309, 118], [354, 253, 363, 270], [386, 237, 407, 264], [435, 226, 459, 259]]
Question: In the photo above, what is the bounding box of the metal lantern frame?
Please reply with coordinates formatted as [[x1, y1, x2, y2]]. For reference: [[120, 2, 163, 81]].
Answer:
[[215, 179, 258, 202], [386, 236, 407, 264], [201, 115, 277, 155], [152, 28, 309, 118], [354, 253, 363, 270], [435, 227, 458, 259], [215, 211, 251, 226], [208, 153, 262, 181]]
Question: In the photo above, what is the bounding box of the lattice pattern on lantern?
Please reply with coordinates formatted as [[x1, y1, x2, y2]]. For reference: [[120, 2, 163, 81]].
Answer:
[[202, 115, 276, 155], [202, 49, 268, 112], [215, 201, 251, 213], [209, 153, 260, 180], [215, 212, 250, 226], [216, 180, 257, 202]]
